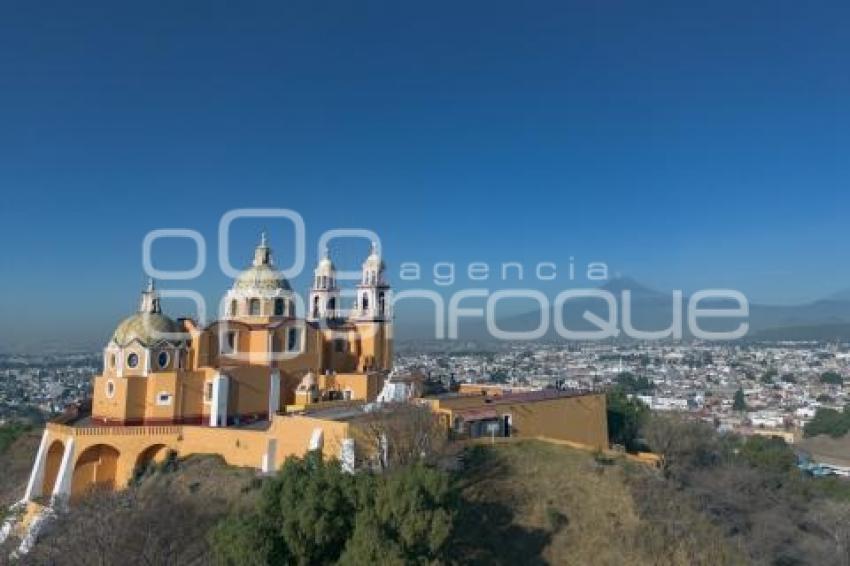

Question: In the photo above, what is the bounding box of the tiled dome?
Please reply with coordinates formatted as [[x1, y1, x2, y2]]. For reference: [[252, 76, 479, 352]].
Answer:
[[111, 312, 182, 347], [234, 264, 292, 291]]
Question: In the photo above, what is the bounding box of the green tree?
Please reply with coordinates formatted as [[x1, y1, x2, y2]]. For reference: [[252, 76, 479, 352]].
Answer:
[[738, 435, 796, 474], [606, 388, 649, 451], [210, 456, 458, 566], [804, 407, 850, 438], [340, 464, 456, 565], [0, 422, 30, 454], [733, 388, 747, 412], [820, 371, 844, 385], [614, 372, 654, 394], [211, 454, 362, 565]]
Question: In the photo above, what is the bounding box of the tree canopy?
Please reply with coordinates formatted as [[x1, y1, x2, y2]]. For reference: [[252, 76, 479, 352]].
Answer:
[[804, 406, 850, 438], [820, 371, 844, 385], [210, 454, 457, 566], [732, 388, 747, 412], [614, 372, 655, 394], [606, 388, 649, 451]]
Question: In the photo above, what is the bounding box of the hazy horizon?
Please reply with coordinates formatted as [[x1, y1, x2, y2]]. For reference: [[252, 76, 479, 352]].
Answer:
[[2, 1, 850, 348]]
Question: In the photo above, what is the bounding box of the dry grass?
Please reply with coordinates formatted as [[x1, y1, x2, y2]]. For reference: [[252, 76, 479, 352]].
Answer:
[[799, 433, 850, 467], [453, 440, 741, 566], [0, 429, 41, 510], [19, 454, 260, 565], [4, 435, 744, 565]]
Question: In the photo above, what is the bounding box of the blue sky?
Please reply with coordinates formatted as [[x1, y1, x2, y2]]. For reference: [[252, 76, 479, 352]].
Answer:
[[1, 1, 849, 348]]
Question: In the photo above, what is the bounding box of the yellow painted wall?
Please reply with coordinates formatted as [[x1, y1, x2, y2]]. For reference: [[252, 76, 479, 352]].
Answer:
[[42, 410, 356, 499], [433, 393, 609, 450]]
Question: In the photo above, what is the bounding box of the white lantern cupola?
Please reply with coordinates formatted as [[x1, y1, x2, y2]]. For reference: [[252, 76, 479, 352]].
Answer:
[[353, 242, 391, 321], [308, 248, 341, 321], [223, 232, 294, 320]]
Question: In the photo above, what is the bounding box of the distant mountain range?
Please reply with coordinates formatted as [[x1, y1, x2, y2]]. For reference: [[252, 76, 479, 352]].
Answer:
[[395, 278, 850, 342], [5, 279, 850, 353]]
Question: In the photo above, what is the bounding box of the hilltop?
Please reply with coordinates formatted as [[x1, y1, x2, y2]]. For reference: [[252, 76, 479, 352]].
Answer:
[[2, 437, 738, 565], [4, 425, 850, 565], [450, 441, 736, 565]]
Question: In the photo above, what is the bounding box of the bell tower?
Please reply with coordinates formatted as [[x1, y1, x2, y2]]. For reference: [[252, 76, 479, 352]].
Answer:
[[352, 242, 391, 321], [307, 248, 341, 321], [351, 242, 392, 372]]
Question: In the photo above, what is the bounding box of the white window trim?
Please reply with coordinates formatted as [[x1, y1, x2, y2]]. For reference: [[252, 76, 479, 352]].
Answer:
[[105, 379, 116, 399], [156, 391, 173, 406]]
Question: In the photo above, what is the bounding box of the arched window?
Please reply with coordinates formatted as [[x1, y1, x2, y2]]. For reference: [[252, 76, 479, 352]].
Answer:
[[327, 297, 336, 314], [223, 330, 238, 354], [378, 292, 385, 315], [249, 298, 261, 316], [274, 298, 284, 316], [230, 299, 238, 316], [362, 293, 369, 310], [313, 296, 320, 318], [287, 328, 298, 352]]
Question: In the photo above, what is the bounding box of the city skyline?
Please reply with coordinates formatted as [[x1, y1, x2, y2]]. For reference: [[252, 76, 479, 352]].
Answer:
[[2, 1, 850, 348]]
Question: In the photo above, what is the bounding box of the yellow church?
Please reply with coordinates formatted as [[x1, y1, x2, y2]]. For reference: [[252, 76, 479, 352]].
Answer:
[[17, 236, 394, 507], [2, 235, 611, 556]]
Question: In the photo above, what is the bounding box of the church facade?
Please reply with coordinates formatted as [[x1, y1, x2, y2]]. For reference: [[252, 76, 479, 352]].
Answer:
[[94, 235, 393, 427], [2, 235, 612, 556], [15, 236, 394, 509]]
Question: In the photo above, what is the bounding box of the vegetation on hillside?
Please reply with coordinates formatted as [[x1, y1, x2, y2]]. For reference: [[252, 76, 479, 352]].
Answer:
[[605, 387, 649, 451], [18, 455, 260, 564], [0, 422, 31, 455], [640, 415, 850, 564], [211, 454, 456, 565], [6, 411, 850, 565], [804, 405, 850, 438], [213, 441, 742, 566], [455, 441, 738, 565], [0, 424, 41, 510]]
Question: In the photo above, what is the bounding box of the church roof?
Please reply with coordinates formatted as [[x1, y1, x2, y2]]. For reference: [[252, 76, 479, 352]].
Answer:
[[234, 263, 292, 291], [233, 233, 292, 292], [111, 312, 183, 347]]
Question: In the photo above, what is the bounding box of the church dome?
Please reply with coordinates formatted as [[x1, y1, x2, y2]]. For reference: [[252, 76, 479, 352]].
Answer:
[[316, 254, 335, 275], [110, 279, 184, 347], [364, 242, 384, 269], [232, 232, 292, 292], [111, 312, 182, 347], [234, 264, 292, 291]]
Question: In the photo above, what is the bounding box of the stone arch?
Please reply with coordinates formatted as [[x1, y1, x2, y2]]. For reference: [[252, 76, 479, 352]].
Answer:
[[41, 439, 65, 498], [71, 443, 120, 499], [134, 443, 169, 474]]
